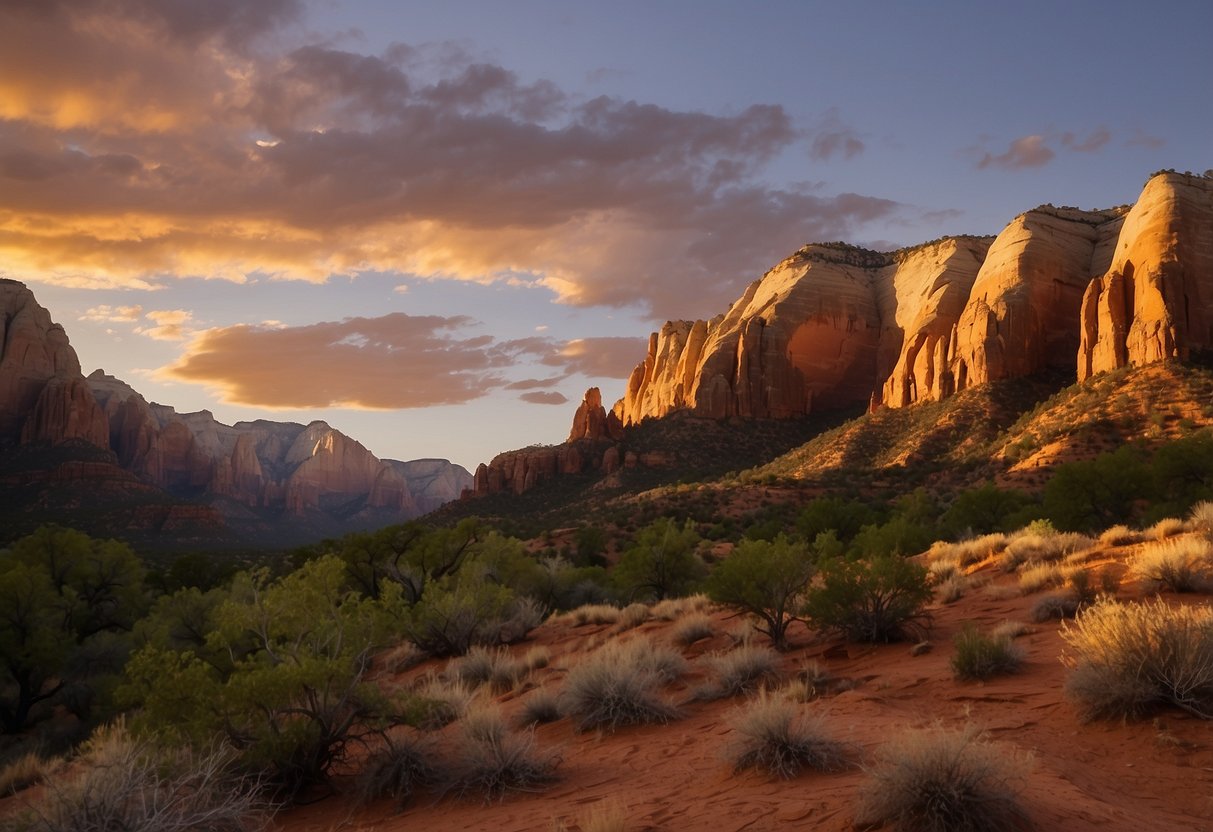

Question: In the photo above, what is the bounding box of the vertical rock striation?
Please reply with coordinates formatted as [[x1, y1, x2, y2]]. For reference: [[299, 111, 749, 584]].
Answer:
[[1079, 172, 1213, 379]]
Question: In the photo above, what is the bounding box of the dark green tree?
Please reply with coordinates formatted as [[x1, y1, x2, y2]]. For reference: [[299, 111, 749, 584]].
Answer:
[[613, 517, 705, 601], [0, 526, 146, 733], [804, 555, 932, 643], [122, 555, 410, 795], [705, 535, 815, 650]]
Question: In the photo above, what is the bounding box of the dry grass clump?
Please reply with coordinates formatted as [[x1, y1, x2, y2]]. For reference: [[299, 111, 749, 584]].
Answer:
[[355, 731, 440, 810], [695, 644, 782, 701], [650, 593, 712, 621], [989, 620, 1031, 641], [1098, 524, 1142, 547], [927, 557, 960, 584], [951, 626, 1025, 681], [380, 642, 427, 674], [515, 689, 562, 728], [1000, 531, 1092, 571], [614, 603, 651, 631], [857, 723, 1033, 832], [570, 604, 621, 626], [560, 641, 683, 732], [1030, 593, 1081, 623], [1188, 501, 1213, 537], [1061, 597, 1213, 720], [523, 646, 551, 671], [0, 752, 63, 796], [4, 723, 272, 832], [727, 691, 848, 778], [1130, 537, 1213, 592], [1147, 517, 1187, 541], [927, 535, 1007, 569], [780, 659, 836, 703], [447, 646, 528, 694], [1017, 562, 1066, 595], [413, 674, 480, 728], [935, 574, 968, 604], [445, 706, 560, 802], [670, 613, 716, 647]]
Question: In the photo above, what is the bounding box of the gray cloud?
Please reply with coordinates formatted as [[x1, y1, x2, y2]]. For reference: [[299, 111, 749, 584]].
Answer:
[[0, 2, 903, 318], [977, 135, 1056, 170], [519, 391, 569, 405]]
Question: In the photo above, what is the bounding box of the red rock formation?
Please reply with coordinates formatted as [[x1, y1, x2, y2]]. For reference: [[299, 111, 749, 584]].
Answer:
[[0, 279, 100, 444], [284, 422, 417, 515], [1079, 173, 1213, 380], [19, 376, 109, 448], [879, 239, 993, 407], [617, 246, 890, 425], [950, 207, 1123, 392], [567, 387, 623, 442]]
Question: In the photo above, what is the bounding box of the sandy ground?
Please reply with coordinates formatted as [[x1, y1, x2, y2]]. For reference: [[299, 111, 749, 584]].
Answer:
[[273, 538, 1213, 832]]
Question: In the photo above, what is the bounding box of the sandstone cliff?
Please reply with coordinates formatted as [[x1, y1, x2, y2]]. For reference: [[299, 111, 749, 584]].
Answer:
[[0, 279, 107, 445], [614, 239, 1004, 422], [953, 207, 1122, 392], [385, 458, 474, 513], [0, 284, 471, 542], [1079, 172, 1213, 379], [471, 171, 1213, 500]]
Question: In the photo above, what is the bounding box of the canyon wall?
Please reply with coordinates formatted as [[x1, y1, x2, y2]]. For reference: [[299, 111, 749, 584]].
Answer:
[[0, 287, 471, 536]]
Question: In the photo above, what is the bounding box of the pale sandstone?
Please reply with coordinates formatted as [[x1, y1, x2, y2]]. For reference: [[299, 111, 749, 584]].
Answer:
[[1079, 173, 1213, 379], [951, 207, 1122, 392]]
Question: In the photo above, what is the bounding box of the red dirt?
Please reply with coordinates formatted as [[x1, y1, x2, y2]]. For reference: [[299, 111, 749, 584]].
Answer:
[[276, 539, 1213, 832]]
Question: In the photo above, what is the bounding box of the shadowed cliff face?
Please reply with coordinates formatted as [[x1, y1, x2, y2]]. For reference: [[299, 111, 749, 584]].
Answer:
[[0, 287, 472, 540], [0, 280, 106, 446], [613, 173, 1213, 428]]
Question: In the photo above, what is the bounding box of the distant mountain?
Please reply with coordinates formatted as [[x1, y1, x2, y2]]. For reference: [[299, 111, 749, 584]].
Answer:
[[468, 170, 1213, 500], [0, 281, 471, 547]]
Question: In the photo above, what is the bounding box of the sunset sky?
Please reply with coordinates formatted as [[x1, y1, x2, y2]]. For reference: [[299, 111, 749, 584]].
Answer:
[[3, 0, 1210, 472]]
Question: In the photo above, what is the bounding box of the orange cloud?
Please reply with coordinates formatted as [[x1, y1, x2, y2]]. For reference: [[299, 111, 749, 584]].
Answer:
[[80, 304, 143, 322], [137, 309, 194, 341], [160, 315, 648, 410], [0, 1, 902, 319], [542, 337, 649, 379]]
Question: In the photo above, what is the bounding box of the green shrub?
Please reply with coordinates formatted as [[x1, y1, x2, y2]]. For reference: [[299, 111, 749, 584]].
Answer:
[[804, 556, 932, 643], [120, 556, 410, 795], [0, 527, 147, 734], [727, 691, 847, 778], [1061, 597, 1213, 720], [858, 723, 1032, 832], [950, 627, 1024, 681], [406, 572, 541, 657], [705, 536, 815, 649], [613, 518, 705, 601]]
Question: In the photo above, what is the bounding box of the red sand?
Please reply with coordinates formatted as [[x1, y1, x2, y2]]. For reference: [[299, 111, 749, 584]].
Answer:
[[277, 541, 1213, 832]]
